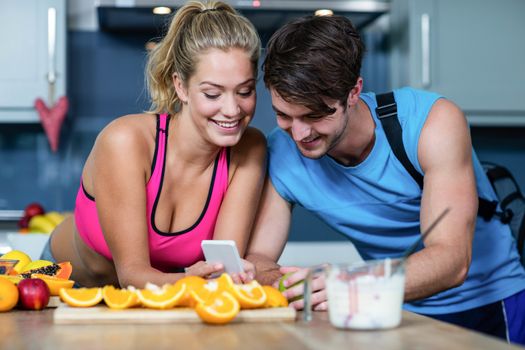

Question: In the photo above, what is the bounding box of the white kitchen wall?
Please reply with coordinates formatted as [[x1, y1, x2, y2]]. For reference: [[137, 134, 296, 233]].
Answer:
[[278, 241, 362, 267]]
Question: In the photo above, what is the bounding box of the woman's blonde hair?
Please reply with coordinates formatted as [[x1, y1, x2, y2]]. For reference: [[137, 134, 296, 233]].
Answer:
[[146, 1, 261, 115]]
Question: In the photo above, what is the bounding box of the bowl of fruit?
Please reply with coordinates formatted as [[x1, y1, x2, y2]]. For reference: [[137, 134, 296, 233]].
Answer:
[[0, 259, 18, 275]]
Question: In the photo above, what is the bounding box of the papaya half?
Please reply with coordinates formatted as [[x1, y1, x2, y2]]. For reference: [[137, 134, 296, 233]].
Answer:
[[20, 261, 72, 280]]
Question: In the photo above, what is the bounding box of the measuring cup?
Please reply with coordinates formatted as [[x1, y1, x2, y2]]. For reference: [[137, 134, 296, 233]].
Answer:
[[304, 258, 405, 330]]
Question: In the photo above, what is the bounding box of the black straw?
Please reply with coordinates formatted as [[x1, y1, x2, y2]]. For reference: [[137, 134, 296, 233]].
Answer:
[[402, 208, 451, 259]]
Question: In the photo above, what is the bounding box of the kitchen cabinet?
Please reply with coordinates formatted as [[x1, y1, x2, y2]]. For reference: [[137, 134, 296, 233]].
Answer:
[[390, 0, 525, 126], [0, 0, 66, 123]]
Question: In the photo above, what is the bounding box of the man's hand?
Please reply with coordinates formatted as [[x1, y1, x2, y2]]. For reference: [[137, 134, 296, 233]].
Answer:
[[275, 266, 328, 311], [246, 252, 283, 286]]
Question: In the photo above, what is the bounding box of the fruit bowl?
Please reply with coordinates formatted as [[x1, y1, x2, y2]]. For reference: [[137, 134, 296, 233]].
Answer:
[[0, 259, 19, 275]]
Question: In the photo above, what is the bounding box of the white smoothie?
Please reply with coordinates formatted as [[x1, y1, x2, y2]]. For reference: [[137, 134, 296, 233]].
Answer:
[[326, 264, 405, 330]]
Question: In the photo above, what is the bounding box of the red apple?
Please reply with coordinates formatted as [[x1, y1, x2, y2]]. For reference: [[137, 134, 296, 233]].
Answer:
[[24, 202, 45, 220], [17, 278, 50, 310], [17, 215, 30, 229]]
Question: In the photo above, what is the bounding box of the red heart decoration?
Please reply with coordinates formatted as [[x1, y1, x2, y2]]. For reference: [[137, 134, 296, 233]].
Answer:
[[35, 96, 69, 152]]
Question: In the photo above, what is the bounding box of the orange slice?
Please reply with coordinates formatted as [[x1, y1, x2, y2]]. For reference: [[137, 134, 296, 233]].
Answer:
[[189, 279, 221, 306], [216, 273, 235, 291], [230, 280, 267, 309], [59, 287, 103, 307], [102, 285, 140, 310], [174, 276, 207, 307], [195, 291, 240, 324], [31, 274, 75, 296], [214, 273, 267, 309], [136, 282, 186, 309], [262, 286, 288, 308]]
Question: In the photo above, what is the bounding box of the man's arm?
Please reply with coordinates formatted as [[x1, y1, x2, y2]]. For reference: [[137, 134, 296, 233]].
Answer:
[[404, 98, 477, 301], [246, 177, 292, 286]]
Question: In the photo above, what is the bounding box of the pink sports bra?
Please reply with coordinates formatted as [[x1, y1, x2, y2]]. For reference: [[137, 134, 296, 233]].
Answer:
[[74, 114, 229, 272]]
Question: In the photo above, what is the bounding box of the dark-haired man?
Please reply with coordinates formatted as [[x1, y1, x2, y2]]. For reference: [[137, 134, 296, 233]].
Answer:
[[246, 15, 525, 344]]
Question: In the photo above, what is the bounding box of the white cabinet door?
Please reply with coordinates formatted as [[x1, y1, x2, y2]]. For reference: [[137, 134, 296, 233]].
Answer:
[[0, 0, 66, 123], [390, 0, 525, 125]]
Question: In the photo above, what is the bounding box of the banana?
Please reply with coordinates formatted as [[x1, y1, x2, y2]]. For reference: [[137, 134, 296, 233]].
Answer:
[[45, 211, 65, 226], [28, 214, 56, 234], [21, 259, 54, 272]]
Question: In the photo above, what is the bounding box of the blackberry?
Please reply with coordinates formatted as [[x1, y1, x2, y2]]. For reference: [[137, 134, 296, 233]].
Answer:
[[20, 263, 60, 278]]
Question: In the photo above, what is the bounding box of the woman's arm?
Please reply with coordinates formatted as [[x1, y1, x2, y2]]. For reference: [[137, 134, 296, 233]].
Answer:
[[246, 177, 293, 286], [211, 127, 267, 278]]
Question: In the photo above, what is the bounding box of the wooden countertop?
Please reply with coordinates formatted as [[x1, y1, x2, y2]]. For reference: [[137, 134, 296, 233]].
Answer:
[[0, 308, 521, 350]]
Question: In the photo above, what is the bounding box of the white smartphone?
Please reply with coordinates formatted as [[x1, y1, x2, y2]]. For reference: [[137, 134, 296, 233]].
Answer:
[[201, 240, 244, 274]]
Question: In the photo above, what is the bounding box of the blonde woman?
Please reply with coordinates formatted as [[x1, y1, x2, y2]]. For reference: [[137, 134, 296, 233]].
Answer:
[[44, 1, 266, 288]]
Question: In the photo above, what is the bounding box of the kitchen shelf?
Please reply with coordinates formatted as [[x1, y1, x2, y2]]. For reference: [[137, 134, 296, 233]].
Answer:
[[0, 210, 23, 221], [467, 116, 525, 127]]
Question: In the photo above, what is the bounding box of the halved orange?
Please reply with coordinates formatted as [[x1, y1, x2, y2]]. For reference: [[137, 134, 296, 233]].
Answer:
[[195, 291, 240, 325], [102, 285, 140, 310], [59, 287, 103, 307], [174, 276, 207, 307], [136, 282, 186, 309], [31, 274, 75, 296], [0, 274, 22, 285], [0, 277, 18, 312], [262, 286, 288, 308]]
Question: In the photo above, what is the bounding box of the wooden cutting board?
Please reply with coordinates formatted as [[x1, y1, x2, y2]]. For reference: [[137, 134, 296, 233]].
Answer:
[[53, 303, 296, 324]]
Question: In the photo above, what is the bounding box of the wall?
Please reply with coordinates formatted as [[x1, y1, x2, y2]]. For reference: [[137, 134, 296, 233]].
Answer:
[[0, 31, 154, 212], [1, 16, 524, 244], [0, 20, 388, 240]]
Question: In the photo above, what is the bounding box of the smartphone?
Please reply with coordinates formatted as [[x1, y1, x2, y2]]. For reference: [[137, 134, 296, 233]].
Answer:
[[201, 240, 244, 274]]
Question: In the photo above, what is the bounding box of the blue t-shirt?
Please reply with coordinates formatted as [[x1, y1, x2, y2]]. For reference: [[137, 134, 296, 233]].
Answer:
[[268, 87, 525, 314]]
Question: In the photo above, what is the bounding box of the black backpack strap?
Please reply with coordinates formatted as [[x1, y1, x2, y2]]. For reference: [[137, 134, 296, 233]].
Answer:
[[375, 92, 424, 189], [375, 92, 501, 223], [478, 197, 500, 221], [486, 165, 523, 204], [518, 219, 525, 257], [481, 162, 516, 223]]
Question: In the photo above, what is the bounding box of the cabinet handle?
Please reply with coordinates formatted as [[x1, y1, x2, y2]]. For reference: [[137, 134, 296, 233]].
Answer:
[[421, 13, 430, 88], [47, 7, 57, 103]]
